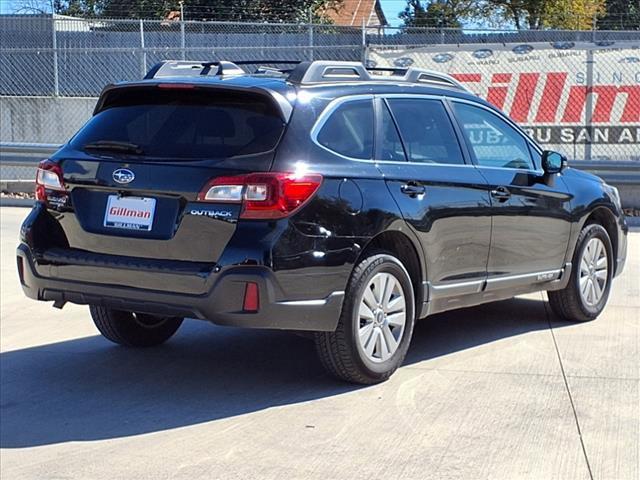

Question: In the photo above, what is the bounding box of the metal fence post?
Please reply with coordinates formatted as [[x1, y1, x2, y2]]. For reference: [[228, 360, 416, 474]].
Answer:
[[139, 19, 147, 78], [51, 15, 59, 97], [585, 48, 594, 162], [308, 22, 314, 61], [180, 0, 186, 60], [307, 8, 314, 61], [361, 18, 367, 64], [180, 21, 186, 60]]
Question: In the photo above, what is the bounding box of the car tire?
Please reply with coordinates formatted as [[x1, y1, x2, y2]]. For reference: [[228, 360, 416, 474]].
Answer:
[[89, 306, 183, 347], [548, 223, 613, 322], [314, 252, 415, 384]]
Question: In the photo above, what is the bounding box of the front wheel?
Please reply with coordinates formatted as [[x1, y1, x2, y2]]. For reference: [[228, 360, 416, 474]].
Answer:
[[314, 253, 415, 384], [548, 223, 613, 322], [89, 306, 183, 347]]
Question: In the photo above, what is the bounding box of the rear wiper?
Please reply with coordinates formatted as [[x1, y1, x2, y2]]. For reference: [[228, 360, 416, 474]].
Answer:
[[83, 141, 144, 155]]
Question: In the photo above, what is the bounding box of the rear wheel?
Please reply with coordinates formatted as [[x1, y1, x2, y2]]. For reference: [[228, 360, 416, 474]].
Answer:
[[314, 253, 415, 384], [548, 223, 613, 322], [89, 306, 183, 347]]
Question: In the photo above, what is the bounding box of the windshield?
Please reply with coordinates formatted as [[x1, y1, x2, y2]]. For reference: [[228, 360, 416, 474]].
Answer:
[[70, 88, 285, 159]]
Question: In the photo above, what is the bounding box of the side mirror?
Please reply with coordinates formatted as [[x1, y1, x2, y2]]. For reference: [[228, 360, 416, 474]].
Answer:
[[541, 151, 566, 174]]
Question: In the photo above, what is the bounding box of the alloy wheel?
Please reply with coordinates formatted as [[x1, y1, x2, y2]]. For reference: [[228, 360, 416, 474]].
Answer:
[[579, 237, 608, 307], [356, 272, 407, 363]]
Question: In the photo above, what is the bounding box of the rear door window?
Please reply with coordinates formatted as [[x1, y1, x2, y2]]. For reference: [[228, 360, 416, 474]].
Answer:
[[386, 98, 465, 165], [316, 99, 374, 160], [379, 102, 407, 162], [70, 88, 285, 160]]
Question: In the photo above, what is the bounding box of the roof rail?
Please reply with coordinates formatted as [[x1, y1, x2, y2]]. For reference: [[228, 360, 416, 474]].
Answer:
[[289, 61, 368, 84], [400, 69, 470, 92], [144, 59, 471, 93], [289, 61, 471, 92]]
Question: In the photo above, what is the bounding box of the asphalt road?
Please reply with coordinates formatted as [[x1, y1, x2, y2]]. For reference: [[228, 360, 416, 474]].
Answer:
[[1, 206, 638, 480]]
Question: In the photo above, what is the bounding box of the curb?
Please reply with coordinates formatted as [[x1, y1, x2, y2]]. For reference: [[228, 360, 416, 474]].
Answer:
[[0, 198, 35, 207], [0, 180, 35, 194], [626, 216, 640, 227]]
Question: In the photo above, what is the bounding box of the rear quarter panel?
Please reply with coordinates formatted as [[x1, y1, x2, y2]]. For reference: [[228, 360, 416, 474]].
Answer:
[[270, 96, 424, 300]]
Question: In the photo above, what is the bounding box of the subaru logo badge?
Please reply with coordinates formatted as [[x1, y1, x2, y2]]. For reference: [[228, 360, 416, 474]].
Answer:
[[552, 41, 575, 50], [393, 57, 414, 68], [432, 53, 453, 64], [113, 168, 135, 184], [472, 49, 493, 59], [512, 44, 534, 55]]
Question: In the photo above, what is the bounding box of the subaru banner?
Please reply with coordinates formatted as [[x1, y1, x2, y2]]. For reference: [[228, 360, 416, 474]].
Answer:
[[368, 42, 640, 162]]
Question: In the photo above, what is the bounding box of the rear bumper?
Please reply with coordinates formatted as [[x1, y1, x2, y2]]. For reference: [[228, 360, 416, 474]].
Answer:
[[17, 243, 344, 332]]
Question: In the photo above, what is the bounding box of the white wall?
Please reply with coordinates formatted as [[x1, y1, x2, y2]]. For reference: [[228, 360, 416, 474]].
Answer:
[[0, 96, 96, 144]]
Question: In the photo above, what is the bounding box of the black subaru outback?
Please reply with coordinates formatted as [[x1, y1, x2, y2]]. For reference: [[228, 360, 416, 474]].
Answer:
[[18, 60, 628, 384]]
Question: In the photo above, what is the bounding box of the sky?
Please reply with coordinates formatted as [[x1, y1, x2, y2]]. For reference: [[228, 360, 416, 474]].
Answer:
[[0, 0, 18, 14], [0, 0, 408, 24], [0, 0, 25, 14], [380, 0, 407, 26]]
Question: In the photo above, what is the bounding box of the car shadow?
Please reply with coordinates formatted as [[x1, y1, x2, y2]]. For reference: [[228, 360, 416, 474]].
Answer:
[[1, 297, 563, 448]]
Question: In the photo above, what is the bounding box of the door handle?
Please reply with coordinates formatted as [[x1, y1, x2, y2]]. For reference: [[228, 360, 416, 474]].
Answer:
[[490, 186, 511, 202], [400, 183, 426, 197]]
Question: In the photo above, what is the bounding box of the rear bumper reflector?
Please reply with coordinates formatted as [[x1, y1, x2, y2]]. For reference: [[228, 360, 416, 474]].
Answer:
[[243, 282, 260, 312]]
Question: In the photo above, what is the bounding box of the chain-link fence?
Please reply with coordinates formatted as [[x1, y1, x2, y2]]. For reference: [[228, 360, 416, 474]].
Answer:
[[1, 15, 639, 163], [369, 26, 640, 162], [0, 15, 363, 97]]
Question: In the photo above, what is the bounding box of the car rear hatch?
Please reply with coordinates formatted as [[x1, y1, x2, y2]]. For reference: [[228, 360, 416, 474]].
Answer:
[[34, 84, 290, 289]]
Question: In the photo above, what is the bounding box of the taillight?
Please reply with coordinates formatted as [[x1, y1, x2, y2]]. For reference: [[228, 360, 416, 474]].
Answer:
[[35, 159, 66, 202], [198, 172, 322, 220]]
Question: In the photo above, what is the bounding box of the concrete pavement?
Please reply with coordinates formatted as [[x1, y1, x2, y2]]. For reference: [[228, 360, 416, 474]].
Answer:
[[1, 206, 638, 480]]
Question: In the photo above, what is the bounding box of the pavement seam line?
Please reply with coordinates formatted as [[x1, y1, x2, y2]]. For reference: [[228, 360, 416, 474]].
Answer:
[[404, 365, 637, 381], [542, 292, 594, 480]]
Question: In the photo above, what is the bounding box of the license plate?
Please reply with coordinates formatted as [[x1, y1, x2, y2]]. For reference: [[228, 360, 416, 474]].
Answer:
[[104, 195, 156, 231]]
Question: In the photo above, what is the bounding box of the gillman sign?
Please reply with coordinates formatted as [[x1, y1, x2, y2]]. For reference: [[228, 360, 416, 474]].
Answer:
[[368, 42, 640, 161]]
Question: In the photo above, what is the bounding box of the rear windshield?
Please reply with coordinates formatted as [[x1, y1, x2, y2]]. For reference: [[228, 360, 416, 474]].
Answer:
[[70, 87, 285, 159]]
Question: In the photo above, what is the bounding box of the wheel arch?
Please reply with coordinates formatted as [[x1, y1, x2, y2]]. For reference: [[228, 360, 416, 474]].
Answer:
[[582, 206, 619, 274], [354, 230, 426, 315]]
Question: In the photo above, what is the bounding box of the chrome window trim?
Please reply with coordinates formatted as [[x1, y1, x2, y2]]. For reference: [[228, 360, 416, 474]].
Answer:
[[310, 93, 546, 173], [311, 93, 480, 168]]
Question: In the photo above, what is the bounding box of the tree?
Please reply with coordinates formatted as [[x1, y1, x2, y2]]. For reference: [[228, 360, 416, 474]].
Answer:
[[543, 0, 606, 29], [400, 0, 477, 27], [483, 0, 544, 29], [598, 0, 640, 29], [482, 0, 605, 29], [13, 0, 52, 14], [52, 0, 107, 17], [44, 0, 341, 22]]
